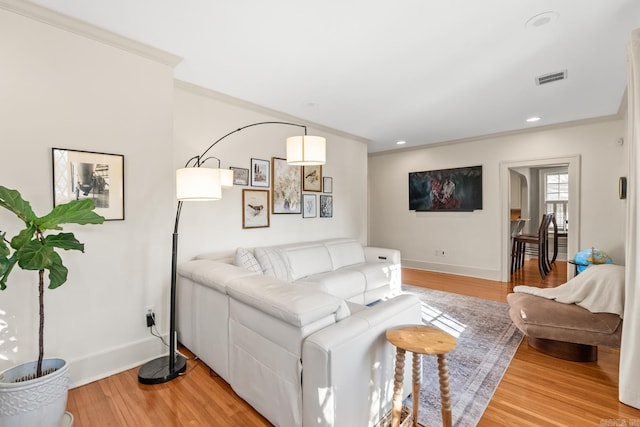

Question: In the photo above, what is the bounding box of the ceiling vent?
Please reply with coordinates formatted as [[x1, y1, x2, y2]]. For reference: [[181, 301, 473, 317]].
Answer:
[[535, 70, 567, 85]]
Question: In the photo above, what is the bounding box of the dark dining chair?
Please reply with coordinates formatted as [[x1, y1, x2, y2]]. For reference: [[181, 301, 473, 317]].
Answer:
[[511, 213, 554, 278]]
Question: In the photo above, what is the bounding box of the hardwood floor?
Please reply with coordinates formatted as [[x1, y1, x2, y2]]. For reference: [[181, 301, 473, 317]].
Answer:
[[405, 260, 640, 426], [67, 260, 640, 426]]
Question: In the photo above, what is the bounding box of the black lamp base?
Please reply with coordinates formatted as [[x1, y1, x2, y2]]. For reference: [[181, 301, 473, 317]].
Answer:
[[138, 354, 187, 384]]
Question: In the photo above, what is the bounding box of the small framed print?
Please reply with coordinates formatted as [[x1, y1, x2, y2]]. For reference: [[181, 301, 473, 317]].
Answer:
[[230, 167, 249, 186], [51, 148, 124, 220], [323, 176, 333, 193], [242, 189, 270, 228], [250, 158, 270, 187], [302, 165, 322, 192], [320, 194, 333, 218], [302, 194, 317, 218]]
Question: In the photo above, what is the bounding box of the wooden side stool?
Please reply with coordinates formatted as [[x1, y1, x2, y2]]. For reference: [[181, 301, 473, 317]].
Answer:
[[386, 325, 457, 427]]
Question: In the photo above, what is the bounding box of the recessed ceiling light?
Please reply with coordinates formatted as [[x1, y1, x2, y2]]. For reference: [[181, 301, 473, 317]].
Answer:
[[396, 140, 407, 145], [526, 116, 542, 123], [525, 11, 559, 29]]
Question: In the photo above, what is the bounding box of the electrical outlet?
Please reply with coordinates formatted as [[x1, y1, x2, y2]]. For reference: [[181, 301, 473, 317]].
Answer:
[[434, 249, 446, 257], [440, 249, 446, 257], [145, 305, 155, 327], [146, 312, 155, 327]]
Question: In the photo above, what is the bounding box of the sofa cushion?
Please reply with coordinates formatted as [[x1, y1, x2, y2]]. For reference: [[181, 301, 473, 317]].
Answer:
[[283, 245, 333, 281], [178, 260, 261, 294], [342, 262, 393, 292], [295, 269, 366, 303], [226, 275, 350, 326], [324, 239, 366, 270], [254, 247, 290, 281], [234, 248, 263, 273]]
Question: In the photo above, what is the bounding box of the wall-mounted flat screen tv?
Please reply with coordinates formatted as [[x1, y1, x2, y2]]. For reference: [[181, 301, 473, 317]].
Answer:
[[409, 165, 483, 211]]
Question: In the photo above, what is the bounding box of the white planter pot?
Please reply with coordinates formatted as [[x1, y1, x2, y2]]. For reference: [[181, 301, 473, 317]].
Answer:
[[0, 358, 69, 427]]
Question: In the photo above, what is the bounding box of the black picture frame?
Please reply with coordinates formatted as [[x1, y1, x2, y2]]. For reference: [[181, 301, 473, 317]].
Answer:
[[302, 194, 317, 218], [408, 165, 483, 212], [250, 158, 269, 187], [320, 194, 333, 218], [230, 167, 249, 186], [51, 148, 125, 220]]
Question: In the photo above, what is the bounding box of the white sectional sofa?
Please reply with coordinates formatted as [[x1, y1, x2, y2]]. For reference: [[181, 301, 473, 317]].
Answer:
[[176, 238, 421, 426]]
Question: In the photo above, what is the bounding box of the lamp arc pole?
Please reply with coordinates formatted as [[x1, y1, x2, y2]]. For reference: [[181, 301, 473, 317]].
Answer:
[[137, 121, 323, 384]]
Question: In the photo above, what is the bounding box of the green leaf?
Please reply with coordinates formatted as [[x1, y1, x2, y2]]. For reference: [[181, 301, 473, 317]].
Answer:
[[46, 252, 68, 289], [9, 224, 37, 250], [0, 253, 18, 291], [45, 233, 84, 252], [36, 199, 105, 231], [0, 233, 9, 258], [0, 186, 37, 223], [16, 240, 55, 271]]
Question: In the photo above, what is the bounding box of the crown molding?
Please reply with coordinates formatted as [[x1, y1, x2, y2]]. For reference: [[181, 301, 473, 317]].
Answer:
[[0, 0, 182, 67], [174, 79, 370, 145], [368, 113, 623, 158]]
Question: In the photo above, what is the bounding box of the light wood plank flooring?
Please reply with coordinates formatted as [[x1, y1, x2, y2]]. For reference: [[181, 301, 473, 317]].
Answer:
[[67, 259, 640, 426]]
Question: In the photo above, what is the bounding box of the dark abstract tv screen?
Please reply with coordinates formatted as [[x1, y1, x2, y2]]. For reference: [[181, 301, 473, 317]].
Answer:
[[409, 165, 483, 211]]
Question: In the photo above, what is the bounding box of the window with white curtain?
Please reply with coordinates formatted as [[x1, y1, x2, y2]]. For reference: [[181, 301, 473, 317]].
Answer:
[[543, 169, 568, 231]]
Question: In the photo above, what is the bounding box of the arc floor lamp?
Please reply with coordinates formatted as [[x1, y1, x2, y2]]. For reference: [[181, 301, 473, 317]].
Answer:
[[138, 121, 326, 384]]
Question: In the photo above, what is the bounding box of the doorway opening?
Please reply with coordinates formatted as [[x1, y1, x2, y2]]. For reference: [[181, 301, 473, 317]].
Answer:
[[500, 156, 581, 282]]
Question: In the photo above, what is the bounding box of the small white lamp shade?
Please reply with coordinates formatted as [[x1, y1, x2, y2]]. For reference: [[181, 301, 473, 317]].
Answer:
[[218, 168, 234, 189], [176, 168, 221, 201], [286, 135, 326, 165]]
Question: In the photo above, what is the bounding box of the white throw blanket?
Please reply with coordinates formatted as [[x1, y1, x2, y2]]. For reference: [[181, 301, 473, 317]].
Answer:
[[514, 264, 625, 318]]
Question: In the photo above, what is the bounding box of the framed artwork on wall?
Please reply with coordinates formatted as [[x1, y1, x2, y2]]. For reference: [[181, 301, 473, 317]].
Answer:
[[408, 165, 483, 212], [230, 167, 249, 186], [302, 194, 317, 218], [251, 158, 270, 187], [320, 194, 333, 218], [302, 165, 322, 192], [323, 176, 333, 193], [271, 157, 301, 214], [51, 148, 125, 220], [242, 189, 270, 228]]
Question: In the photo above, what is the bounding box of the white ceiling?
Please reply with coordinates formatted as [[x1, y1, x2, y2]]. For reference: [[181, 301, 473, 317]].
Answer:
[[27, 0, 640, 152]]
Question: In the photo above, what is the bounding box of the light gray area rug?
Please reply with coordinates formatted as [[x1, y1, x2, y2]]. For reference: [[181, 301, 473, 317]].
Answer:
[[401, 285, 523, 427]]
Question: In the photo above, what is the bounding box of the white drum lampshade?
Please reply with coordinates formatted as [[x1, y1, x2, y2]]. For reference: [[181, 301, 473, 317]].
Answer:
[[286, 135, 326, 165], [176, 168, 222, 201], [218, 168, 234, 189]]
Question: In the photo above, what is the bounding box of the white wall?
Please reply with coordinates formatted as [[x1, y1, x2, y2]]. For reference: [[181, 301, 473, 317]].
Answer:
[[173, 82, 369, 261], [0, 3, 370, 387], [368, 118, 627, 281], [0, 5, 177, 385]]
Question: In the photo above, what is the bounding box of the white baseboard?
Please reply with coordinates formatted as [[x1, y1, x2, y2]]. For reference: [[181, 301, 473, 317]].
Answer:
[[402, 259, 502, 281], [67, 335, 168, 388]]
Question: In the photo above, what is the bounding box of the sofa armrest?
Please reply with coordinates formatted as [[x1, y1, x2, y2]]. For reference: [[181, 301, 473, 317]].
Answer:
[[302, 294, 422, 427], [363, 246, 401, 265], [226, 275, 350, 328]]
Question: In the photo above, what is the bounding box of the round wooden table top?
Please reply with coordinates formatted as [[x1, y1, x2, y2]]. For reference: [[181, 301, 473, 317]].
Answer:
[[386, 325, 457, 355]]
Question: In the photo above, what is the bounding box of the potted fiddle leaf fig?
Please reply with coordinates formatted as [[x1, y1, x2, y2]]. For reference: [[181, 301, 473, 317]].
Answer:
[[0, 185, 104, 427]]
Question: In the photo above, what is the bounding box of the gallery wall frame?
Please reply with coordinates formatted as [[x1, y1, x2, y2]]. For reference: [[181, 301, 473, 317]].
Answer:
[[242, 189, 270, 228], [320, 194, 333, 218], [271, 157, 301, 214], [251, 158, 269, 187], [408, 165, 483, 212], [302, 194, 317, 218], [230, 167, 249, 186], [302, 165, 322, 192], [51, 148, 125, 220], [323, 176, 333, 193]]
